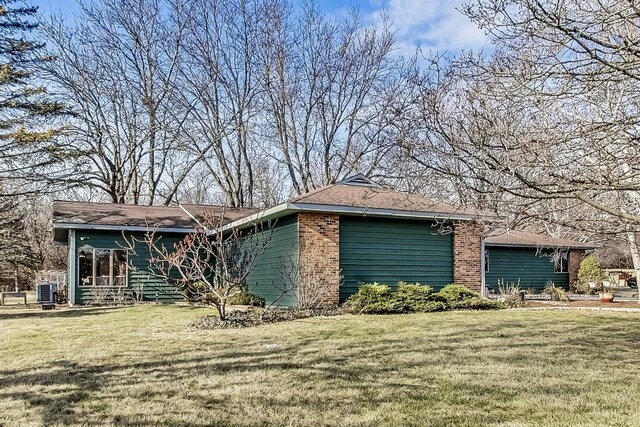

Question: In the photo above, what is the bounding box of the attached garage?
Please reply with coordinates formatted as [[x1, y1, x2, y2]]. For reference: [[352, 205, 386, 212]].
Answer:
[[339, 216, 454, 302], [484, 246, 569, 292], [483, 230, 598, 293]]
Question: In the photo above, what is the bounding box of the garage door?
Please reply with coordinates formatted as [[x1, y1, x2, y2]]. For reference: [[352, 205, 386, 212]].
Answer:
[[339, 216, 454, 302]]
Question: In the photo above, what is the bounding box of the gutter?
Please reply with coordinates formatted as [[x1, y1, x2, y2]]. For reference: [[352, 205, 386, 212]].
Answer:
[[480, 238, 486, 297], [484, 242, 599, 250], [216, 202, 476, 234], [53, 222, 196, 234]]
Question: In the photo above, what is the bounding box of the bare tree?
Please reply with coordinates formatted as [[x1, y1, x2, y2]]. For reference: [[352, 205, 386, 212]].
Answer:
[[177, 0, 265, 207], [402, 0, 640, 296], [275, 250, 337, 309], [258, 2, 413, 194], [40, 0, 192, 204], [127, 212, 272, 319]]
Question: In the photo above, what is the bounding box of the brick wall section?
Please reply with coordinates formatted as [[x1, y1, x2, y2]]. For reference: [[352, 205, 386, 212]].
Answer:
[[568, 249, 586, 291], [297, 213, 340, 306], [453, 221, 482, 292]]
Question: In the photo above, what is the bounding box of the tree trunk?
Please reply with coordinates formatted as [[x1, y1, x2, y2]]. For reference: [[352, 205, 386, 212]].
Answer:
[[627, 232, 640, 302], [217, 302, 226, 321]]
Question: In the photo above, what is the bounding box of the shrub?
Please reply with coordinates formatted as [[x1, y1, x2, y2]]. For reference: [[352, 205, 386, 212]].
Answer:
[[544, 282, 569, 302], [453, 297, 505, 310], [434, 284, 478, 303], [346, 283, 443, 313], [345, 282, 503, 314], [227, 291, 266, 307], [577, 256, 604, 293], [357, 300, 402, 314], [344, 283, 396, 313], [415, 301, 450, 312], [393, 283, 434, 311], [183, 285, 222, 306], [434, 284, 501, 309], [183, 281, 208, 302]]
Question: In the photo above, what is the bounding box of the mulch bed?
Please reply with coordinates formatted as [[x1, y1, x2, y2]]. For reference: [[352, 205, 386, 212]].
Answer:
[[190, 306, 343, 329]]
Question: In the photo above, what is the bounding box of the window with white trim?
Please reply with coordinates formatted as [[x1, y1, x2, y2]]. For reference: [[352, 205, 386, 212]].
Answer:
[[554, 251, 568, 273], [78, 248, 128, 287]]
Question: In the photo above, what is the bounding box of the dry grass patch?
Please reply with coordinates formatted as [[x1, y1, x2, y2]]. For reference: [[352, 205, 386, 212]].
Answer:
[[1, 305, 640, 426]]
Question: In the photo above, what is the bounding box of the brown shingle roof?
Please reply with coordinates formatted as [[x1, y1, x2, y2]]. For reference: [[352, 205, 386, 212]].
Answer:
[[53, 200, 257, 230], [290, 183, 479, 217], [484, 230, 598, 249]]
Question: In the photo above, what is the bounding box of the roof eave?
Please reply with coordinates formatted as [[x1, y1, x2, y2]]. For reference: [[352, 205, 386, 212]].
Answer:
[[484, 241, 599, 250], [53, 222, 196, 234], [217, 202, 476, 233], [289, 203, 475, 221]]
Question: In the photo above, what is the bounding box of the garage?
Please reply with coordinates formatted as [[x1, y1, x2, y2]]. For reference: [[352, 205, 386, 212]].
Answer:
[[339, 216, 454, 302]]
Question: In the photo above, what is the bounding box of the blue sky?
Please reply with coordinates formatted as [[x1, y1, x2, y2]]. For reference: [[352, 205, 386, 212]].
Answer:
[[32, 0, 488, 53]]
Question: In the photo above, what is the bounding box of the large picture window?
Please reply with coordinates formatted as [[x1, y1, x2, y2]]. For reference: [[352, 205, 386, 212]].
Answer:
[[78, 248, 128, 287]]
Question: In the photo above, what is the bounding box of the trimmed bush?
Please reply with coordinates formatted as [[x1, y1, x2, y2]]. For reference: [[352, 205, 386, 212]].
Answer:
[[453, 297, 504, 310], [345, 282, 501, 314], [577, 256, 604, 293], [434, 284, 479, 303], [393, 283, 434, 311], [227, 291, 266, 307], [344, 283, 396, 313]]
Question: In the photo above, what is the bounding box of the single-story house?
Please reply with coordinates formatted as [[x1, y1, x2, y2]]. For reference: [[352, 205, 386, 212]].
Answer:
[[53, 175, 596, 306]]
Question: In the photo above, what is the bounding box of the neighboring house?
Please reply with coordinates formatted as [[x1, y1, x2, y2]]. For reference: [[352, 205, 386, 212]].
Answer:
[[484, 230, 598, 292], [52, 175, 596, 306]]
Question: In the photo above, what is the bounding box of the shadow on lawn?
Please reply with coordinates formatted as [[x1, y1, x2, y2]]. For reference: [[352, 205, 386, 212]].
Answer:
[[0, 345, 325, 426], [0, 304, 205, 321], [2, 312, 640, 425], [0, 306, 128, 321]]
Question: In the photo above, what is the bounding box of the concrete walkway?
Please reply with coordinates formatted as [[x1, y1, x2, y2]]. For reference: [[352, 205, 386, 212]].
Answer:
[[524, 306, 640, 313]]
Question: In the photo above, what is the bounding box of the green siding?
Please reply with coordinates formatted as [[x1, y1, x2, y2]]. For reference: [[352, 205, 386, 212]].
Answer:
[[73, 230, 185, 304], [339, 216, 454, 302], [484, 246, 569, 292], [245, 215, 299, 306]]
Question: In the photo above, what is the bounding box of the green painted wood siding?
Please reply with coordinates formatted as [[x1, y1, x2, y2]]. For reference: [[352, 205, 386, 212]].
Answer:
[[339, 216, 454, 302], [484, 246, 569, 292], [73, 230, 185, 304], [245, 215, 299, 307]]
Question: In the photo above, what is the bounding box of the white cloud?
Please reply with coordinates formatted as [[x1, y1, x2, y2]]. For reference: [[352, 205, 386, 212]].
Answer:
[[370, 0, 489, 54]]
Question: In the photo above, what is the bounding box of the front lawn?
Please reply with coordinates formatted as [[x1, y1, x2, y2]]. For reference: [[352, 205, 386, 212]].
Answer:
[[1, 306, 639, 426]]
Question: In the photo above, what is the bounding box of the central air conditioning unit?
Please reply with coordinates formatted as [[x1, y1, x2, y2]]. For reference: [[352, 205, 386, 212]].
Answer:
[[36, 283, 58, 309]]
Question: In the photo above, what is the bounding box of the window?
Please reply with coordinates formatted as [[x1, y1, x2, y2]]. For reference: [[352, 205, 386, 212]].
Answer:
[[78, 248, 128, 287], [484, 249, 489, 272], [554, 251, 568, 273]]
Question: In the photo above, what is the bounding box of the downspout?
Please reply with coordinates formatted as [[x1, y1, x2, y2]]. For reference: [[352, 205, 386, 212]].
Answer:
[[480, 237, 486, 297], [68, 229, 76, 306]]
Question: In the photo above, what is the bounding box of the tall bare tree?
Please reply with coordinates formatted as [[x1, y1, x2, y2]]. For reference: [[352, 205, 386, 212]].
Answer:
[[41, 0, 192, 204], [177, 0, 264, 207], [403, 0, 640, 295], [259, 2, 413, 194]]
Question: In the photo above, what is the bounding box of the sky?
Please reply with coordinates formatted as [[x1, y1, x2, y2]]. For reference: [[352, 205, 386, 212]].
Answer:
[[31, 0, 488, 54]]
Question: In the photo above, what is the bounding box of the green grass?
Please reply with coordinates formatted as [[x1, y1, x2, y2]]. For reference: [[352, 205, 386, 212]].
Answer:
[[1, 306, 640, 426]]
